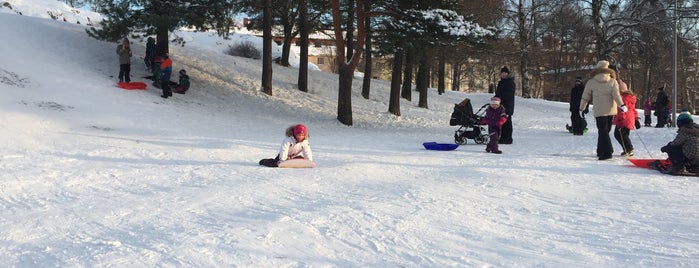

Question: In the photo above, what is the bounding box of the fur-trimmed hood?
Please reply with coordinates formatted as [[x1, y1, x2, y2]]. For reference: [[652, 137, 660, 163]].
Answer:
[[589, 67, 616, 82]]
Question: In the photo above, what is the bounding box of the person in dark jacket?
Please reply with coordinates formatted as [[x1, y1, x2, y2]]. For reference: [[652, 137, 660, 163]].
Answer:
[[569, 77, 588, 135], [495, 66, 515, 144], [661, 113, 699, 174], [655, 86, 670, 128], [173, 69, 190, 94], [144, 37, 156, 69]]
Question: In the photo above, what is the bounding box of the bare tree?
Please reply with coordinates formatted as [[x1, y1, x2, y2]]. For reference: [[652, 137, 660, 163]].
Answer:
[[297, 0, 309, 92], [361, 0, 373, 99], [261, 0, 273, 95], [330, 0, 366, 126], [401, 48, 414, 101], [389, 50, 404, 116]]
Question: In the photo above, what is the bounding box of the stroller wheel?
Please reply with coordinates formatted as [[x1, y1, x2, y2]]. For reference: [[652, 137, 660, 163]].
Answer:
[[454, 132, 467, 145], [475, 134, 489, 144]]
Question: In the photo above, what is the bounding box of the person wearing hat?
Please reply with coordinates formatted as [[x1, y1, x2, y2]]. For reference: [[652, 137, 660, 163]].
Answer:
[[610, 64, 637, 157], [116, 38, 132, 83], [660, 112, 699, 174], [173, 69, 190, 94], [654, 86, 670, 127], [579, 60, 627, 160], [484, 97, 508, 154], [159, 53, 173, 98], [495, 65, 515, 144], [144, 37, 156, 69], [259, 124, 314, 167], [569, 76, 588, 135]]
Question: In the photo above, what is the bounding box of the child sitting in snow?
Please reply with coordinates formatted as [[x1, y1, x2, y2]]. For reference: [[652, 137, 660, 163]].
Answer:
[[259, 124, 313, 167], [173, 69, 190, 94], [484, 97, 508, 154], [659, 112, 699, 174]]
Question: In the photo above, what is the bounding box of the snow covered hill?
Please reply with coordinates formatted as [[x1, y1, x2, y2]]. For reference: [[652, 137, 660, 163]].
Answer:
[[1, 4, 698, 268]]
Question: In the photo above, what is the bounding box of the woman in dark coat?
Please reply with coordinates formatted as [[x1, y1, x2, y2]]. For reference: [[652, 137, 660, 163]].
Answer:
[[569, 77, 588, 135], [654, 86, 670, 128], [495, 66, 516, 144]]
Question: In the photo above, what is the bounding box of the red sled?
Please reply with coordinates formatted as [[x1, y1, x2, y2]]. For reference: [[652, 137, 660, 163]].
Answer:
[[117, 82, 147, 90], [628, 158, 670, 168]]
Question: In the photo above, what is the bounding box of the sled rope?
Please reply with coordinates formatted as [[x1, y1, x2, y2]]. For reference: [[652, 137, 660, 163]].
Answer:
[[632, 128, 653, 158]]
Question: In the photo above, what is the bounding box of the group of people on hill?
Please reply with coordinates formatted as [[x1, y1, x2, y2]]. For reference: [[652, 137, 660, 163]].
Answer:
[[484, 60, 698, 174], [116, 37, 190, 99], [567, 60, 699, 174], [119, 38, 698, 173]]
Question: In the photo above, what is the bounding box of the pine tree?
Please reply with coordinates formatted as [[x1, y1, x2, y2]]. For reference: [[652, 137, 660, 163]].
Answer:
[[87, 0, 235, 55]]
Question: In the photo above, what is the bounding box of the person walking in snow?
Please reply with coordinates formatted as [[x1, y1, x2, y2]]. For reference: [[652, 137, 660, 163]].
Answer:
[[579, 60, 627, 160], [655, 86, 670, 128], [660, 112, 699, 174], [610, 65, 637, 157], [569, 76, 588, 135], [484, 97, 508, 154], [159, 53, 173, 98], [116, 38, 132, 83], [259, 124, 313, 167], [643, 98, 653, 127], [495, 66, 515, 144]]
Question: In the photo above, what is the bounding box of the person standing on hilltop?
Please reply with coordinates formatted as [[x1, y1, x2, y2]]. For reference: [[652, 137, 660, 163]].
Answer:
[[116, 38, 132, 83]]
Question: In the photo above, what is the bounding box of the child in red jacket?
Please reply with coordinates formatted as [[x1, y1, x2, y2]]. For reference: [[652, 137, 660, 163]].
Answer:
[[613, 86, 637, 156]]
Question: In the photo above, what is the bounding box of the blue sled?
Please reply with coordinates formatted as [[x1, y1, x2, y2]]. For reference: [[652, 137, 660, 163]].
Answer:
[[423, 142, 458, 151]]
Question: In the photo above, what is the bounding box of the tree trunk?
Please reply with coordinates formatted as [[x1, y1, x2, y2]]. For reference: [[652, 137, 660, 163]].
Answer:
[[345, 0, 354, 61], [591, 0, 608, 59], [401, 47, 414, 101], [438, 50, 445, 95], [297, 0, 308, 92], [337, 63, 353, 125], [389, 50, 403, 116], [261, 0, 273, 95], [517, 0, 530, 98], [451, 62, 461, 91], [693, 57, 699, 114], [331, 0, 365, 126], [280, 26, 293, 67], [156, 26, 168, 55], [361, 1, 372, 99], [417, 51, 430, 109], [520, 56, 530, 98], [680, 56, 694, 113]]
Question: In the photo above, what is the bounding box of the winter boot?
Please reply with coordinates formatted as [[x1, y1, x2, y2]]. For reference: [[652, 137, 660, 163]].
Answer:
[[664, 161, 688, 175]]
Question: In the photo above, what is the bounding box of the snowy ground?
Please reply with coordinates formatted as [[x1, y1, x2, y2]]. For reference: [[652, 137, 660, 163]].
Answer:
[[1, 3, 698, 268]]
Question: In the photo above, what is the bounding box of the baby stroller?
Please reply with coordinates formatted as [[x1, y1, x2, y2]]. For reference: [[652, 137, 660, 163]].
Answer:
[[449, 98, 489, 145]]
